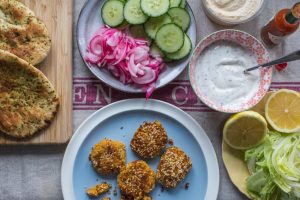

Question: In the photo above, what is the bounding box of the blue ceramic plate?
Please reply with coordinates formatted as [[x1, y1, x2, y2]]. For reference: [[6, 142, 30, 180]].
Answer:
[[61, 99, 219, 200], [76, 0, 197, 93]]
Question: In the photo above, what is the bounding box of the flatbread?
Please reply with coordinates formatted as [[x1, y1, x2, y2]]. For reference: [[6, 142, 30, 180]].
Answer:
[[0, 49, 59, 138], [0, 0, 51, 65], [222, 140, 251, 199]]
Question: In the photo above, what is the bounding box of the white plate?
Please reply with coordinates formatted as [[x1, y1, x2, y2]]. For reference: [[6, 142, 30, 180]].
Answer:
[[61, 99, 219, 200], [77, 0, 197, 93]]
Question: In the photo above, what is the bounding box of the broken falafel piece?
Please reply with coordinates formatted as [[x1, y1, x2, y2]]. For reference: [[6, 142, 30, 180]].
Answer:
[[86, 182, 111, 197]]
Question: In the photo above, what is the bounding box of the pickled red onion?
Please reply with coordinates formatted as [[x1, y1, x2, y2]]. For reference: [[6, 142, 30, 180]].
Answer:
[[84, 26, 165, 98], [89, 35, 103, 55]]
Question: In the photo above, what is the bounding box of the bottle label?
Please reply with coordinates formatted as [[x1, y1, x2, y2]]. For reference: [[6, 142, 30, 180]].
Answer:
[[268, 32, 284, 44]]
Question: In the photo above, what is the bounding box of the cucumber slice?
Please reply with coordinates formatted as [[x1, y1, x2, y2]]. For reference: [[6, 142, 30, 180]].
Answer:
[[124, 0, 148, 24], [180, 0, 186, 8], [170, 0, 181, 8], [163, 57, 173, 62], [155, 23, 184, 53], [140, 0, 169, 17], [165, 34, 191, 60], [150, 43, 165, 58], [129, 25, 152, 43], [116, 21, 129, 29], [168, 7, 191, 32], [144, 14, 172, 39], [101, 0, 125, 27]]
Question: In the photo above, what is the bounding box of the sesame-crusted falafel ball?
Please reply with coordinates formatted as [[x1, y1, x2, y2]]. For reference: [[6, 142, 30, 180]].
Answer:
[[120, 194, 152, 200], [156, 146, 192, 188], [117, 160, 155, 199], [89, 139, 126, 175], [130, 121, 168, 159]]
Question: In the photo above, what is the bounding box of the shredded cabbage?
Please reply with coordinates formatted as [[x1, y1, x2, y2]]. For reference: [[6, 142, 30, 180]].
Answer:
[[245, 131, 300, 200]]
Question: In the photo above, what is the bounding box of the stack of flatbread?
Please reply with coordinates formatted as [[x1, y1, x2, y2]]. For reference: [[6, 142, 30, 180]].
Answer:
[[0, 0, 59, 138]]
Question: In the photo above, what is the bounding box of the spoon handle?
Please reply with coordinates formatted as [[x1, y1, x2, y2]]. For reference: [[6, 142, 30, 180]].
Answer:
[[244, 50, 300, 72]]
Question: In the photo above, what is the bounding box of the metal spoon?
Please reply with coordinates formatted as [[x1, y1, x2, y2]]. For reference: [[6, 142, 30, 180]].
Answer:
[[244, 50, 300, 73]]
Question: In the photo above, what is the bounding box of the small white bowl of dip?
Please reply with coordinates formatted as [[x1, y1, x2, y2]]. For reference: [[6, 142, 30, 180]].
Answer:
[[202, 0, 265, 26], [189, 30, 272, 113]]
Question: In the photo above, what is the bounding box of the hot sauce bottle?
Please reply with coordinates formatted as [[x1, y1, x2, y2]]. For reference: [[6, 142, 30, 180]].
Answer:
[[261, 2, 300, 46]]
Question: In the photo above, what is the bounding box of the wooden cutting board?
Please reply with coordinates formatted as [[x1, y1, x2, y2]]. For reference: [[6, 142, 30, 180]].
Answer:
[[0, 0, 73, 144]]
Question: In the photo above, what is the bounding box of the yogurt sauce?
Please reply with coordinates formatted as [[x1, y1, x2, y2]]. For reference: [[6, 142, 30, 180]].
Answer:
[[195, 41, 260, 109], [203, 0, 263, 23]]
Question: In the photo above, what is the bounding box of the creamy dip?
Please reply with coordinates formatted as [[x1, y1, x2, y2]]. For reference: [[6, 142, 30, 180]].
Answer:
[[195, 41, 260, 110], [203, 0, 263, 24]]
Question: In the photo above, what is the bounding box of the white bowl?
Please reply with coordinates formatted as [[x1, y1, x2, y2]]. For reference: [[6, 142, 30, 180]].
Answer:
[[202, 0, 266, 26], [189, 30, 273, 113]]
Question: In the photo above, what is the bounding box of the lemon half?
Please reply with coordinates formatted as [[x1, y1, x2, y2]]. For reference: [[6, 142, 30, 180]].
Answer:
[[223, 111, 268, 150], [265, 89, 300, 133]]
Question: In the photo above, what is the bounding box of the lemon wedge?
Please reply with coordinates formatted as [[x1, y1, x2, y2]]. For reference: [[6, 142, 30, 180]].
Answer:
[[223, 111, 267, 150], [265, 89, 300, 133]]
